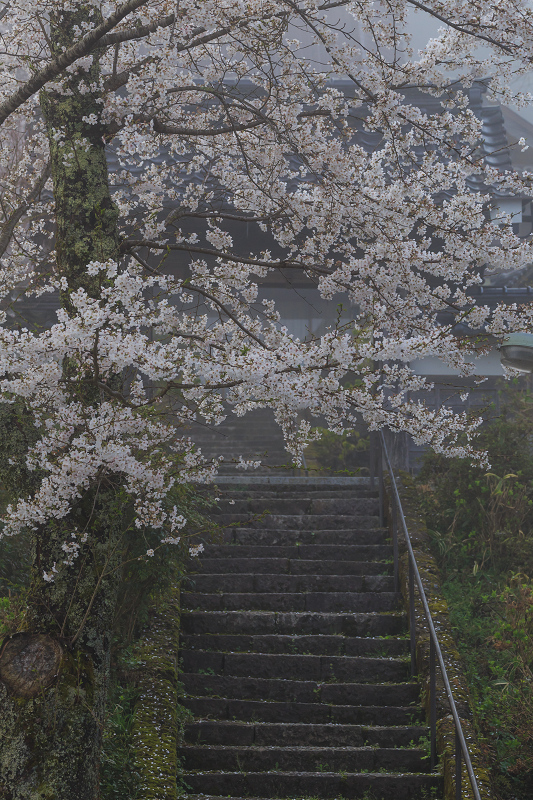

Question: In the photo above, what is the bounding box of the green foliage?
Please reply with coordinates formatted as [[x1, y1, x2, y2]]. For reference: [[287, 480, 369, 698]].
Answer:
[[113, 482, 216, 647], [100, 684, 140, 800], [0, 467, 32, 599], [418, 383, 533, 573], [100, 481, 214, 800], [0, 533, 31, 597], [0, 430, 215, 798], [418, 383, 533, 799], [0, 483, 31, 638], [306, 427, 369, 474]]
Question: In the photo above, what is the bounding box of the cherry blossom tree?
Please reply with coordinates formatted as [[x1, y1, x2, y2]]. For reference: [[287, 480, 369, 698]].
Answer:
[[1, 0, 533, 796]]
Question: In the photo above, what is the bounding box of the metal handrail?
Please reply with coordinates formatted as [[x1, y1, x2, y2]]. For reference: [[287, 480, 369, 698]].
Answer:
[[376, 431, 482, 800]]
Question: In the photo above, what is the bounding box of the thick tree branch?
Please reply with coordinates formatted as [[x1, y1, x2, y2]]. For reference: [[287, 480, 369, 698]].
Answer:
[[104, 55, 155, 92], [120, 238, 307, 271], [0, 0, 151, 126], [165, 209, 286, 224], [108, 113, 264, 137], [107, 101, 332, 141], [98, 12, 175, 47], [153, 117, 263, 136], [104, 11, 289, 92]]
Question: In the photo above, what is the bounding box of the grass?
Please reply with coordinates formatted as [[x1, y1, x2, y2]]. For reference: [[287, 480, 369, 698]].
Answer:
[[438, 571, 533, 798], [99, 684, 140, 800], [417, 383, 533, 799]]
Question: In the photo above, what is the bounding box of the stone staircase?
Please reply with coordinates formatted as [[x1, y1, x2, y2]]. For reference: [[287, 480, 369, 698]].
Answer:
[[178, 479, 442, 800]]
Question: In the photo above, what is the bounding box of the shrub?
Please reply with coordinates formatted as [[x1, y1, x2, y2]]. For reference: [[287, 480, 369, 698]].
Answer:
[[417, 382, 533, 798]]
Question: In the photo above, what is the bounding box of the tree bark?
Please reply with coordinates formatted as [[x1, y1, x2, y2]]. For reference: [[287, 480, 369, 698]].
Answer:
[[0, 6, 125, 799]]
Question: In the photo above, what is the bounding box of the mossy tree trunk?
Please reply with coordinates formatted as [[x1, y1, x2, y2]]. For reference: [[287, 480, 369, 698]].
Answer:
[[0, 6, 126, 799]]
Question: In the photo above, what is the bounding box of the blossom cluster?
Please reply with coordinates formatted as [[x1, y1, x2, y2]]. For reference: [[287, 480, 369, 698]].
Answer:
[[0, 0, 533, 575]]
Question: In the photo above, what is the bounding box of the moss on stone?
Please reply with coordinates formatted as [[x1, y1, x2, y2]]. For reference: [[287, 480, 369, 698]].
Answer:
[[130, 580, 183, 800]]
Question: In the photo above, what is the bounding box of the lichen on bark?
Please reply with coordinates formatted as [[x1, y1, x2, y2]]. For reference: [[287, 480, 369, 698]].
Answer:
[[39, 4, 119, 308], [0, 6, 127, 800], [0, 484, 132, 800]]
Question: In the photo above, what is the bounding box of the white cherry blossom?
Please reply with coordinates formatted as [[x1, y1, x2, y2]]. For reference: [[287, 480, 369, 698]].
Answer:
[[0, 0, 531, 572]]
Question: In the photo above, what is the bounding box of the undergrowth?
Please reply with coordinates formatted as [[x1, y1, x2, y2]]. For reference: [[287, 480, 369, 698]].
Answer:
[[0, 481, 215, 799], [417, 381, 533, 799], [100, 481, 215, 799]]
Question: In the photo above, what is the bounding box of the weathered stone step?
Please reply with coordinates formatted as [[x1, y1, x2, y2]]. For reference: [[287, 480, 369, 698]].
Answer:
[[180, 633, 408, 656], [184, 721, 428, 747], [184, 574, 394, 594], [218, 529, 387, 545], [181, 591, 401, 612], [179, 481, 439, 800], [181, 611, 407, 637], [217, 489, 377, 500], [215, 513, 379, 529], [209, 478, 372, 488], [212, 498, 379, 515], [181, 651, 409, 682], [191, 557, 391, 575], [181, 697, 425, 725], [179, 744, 430, 773], [199, 544, 393, 559], [181, 675, 420, 705], [181, 771, 442, 799]]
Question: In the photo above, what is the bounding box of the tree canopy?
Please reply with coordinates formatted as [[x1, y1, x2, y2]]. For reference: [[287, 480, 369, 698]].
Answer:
[[0, 0, 533, 595], [3, 3, 533, 797]]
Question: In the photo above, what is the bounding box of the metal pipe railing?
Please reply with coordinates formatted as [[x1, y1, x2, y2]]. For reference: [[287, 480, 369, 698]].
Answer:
[[376, 431, 482, 800]]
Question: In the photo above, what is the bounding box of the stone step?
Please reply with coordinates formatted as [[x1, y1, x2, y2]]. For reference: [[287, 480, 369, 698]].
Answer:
[[181, 771, 442, 799], [216, 489, 377, 500], [181, 697, 425, 725], [179, 482, 439, 800], [181, 591, 402, 613], [180, 634, 408, 656], [181, 651, 410, 682], [184, 721, 428, 747], [213, 478, 362, 484], [181, 675, 420, 705], [215, 513, 379, 529], [191, 557, 392, 575], [181, 611, 407, 636], [198, 544, 393, 559], [217, 529, 388, 545], [184, 574, 394, 594], [179, 744, 430, 773], [212, 498, 379, 515]]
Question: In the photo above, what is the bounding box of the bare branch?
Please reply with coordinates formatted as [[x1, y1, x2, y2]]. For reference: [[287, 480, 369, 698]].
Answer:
[[108, 113, 264, 137], [120, 239, 307, 271], [165, 209, 286, 224]]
